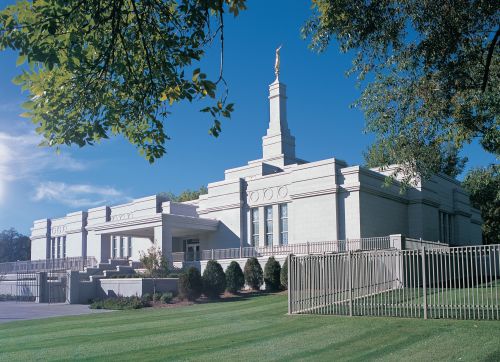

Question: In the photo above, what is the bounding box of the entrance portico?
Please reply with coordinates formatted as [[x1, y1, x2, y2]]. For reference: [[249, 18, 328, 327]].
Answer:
[[86, 212, 219, 264]]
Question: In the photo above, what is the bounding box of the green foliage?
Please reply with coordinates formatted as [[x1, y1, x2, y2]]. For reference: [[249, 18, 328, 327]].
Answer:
[[244, 257, 263, 290], [303, 1, 499, 186], [202, 260, 226, 299], [280, 258, 288, 290], [0, 0, 246, 162], [90, 296, 148, 310], [263, 257, 281, 292], [179, 267, 202, 301], [139, 246, 168, 278], [0, 228, 30, 262], [141, 293, 152, 302], [160, 292, 174, 304], [463, 164, 499, 244], [364, 141, 468, 180], [225, 261, 245, 293], [158, 186, 208, 203]]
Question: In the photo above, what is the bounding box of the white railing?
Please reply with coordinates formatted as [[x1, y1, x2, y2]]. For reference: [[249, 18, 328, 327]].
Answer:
[[173, 237, 392, 262], [288, 244, 500, 320], [0, 256, 97, 274], [406, 237, 449, 250]]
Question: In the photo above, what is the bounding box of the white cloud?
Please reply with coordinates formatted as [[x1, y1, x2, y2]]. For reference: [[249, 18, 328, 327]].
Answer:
[[33, 181, 130, 208], [0, 130, 129, 208], [0, 131, 86, 184]]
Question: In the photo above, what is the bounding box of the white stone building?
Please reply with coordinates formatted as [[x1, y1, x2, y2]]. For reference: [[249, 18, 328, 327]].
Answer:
[[30, 69, 483, 264]]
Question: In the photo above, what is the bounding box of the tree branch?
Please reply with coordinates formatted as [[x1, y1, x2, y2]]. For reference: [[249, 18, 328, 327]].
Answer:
[[481, 26, 499, 92]]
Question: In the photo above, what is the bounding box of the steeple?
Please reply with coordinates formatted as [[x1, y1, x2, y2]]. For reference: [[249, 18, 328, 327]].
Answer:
[[262, 47, 296, 167]]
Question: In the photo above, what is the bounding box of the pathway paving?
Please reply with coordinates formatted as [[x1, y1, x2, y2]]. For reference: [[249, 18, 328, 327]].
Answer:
[[0, 302, 112, 324]]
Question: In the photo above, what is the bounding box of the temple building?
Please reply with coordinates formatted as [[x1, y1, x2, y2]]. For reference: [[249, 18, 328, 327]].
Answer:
[[30, 61, 483, 264]]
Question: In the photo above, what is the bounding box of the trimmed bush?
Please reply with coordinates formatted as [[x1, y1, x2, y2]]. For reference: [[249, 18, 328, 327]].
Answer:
[[244, 257, 263, 290], [264, 256, 281, 292], [90, 296, 148, 310], [142, 293, 152, 302], [225, 261, 245, 293], [160, 292, 173, 303], [280, 257, 288, 290], [202, 260, 226, 299], [179, 267, 203, 301], [153, 292, 162, 302]]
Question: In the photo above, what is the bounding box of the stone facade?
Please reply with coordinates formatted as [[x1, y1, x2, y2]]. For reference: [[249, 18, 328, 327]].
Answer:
[[30, 70, 483, 263]]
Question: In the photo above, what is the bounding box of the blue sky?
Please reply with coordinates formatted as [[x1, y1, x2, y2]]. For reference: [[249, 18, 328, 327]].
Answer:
[[0, 0, 495, 234]]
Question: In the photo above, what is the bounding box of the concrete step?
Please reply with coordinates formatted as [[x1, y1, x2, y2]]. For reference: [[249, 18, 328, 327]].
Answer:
[[97, 263, 116, 271], [108, 259, 130, 267], [116, 265, 135, 273]]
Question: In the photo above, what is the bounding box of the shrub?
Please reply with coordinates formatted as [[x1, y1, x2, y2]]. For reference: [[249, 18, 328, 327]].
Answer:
[[179, 267, 203, 301], [142, 293, 152, 302], [202, 260, 226, 299], [264, 257, 281, 292], [160, 292, 173, 303], [153, 292, 162, 302], [89, 296, 148, 310], [244, 257, 263, 290], [280, 257, 288, 290], [225, 261, 245, 293]]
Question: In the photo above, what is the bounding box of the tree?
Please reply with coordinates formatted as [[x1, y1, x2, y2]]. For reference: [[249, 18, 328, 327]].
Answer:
[[364, 141, 468, 179], [139, 245, 168, 295], [243, 257, 263, 290], [263, 257, 281, 292], [303, 1, 499, 185], [462, 164, 499, 244], [280, 257, 288, 290], [202, 260, 226, 299], [0, 0, 245, 162], [179, 267, 203, 301], [225, 261, 244, 293], [158, 186, 208, 203], [0, 228, 30, 262]]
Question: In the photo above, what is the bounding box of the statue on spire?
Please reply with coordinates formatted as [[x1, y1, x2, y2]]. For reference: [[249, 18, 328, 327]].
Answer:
[[274, 45, 282, 79]]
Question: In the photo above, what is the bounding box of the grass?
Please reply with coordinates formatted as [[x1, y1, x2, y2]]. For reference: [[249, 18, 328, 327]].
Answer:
[[0, 293, 499, 361]]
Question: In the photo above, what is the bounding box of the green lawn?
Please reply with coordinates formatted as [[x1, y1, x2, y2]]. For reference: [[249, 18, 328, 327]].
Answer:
[[1, 293, 499, 361]]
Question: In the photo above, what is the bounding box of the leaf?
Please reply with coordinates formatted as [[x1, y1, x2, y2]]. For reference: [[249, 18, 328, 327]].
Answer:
[[16, 55, 27, 66]]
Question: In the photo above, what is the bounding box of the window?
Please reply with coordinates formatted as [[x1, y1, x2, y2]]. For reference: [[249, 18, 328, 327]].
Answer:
[[265, 206, 273, 247], [279, 204, 288, 245], [62, 236, 66, 258], [51, 238, 56, 259], [251, 208, 259, 246], [120, 237, 125, 258], [128, 237, 132, 258], [57, 237, 61, 259], [439, 211, 454, 244], [112, 236, 117, 258]]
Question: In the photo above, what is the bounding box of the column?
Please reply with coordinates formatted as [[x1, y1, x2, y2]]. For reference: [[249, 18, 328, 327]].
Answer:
[[154, 223, 172, 266]]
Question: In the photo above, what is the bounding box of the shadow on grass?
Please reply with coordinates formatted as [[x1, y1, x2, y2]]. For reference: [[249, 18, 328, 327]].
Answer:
[[194, 290, 286, 305]]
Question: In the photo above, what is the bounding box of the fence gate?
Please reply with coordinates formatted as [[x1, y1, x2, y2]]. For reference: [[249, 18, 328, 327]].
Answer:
[[288, 244, 500, 321], [47, 270, 68, 303], [16, 272, 39, 302]]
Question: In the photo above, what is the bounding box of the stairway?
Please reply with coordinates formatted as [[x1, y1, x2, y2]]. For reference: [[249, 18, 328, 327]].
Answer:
[[79, 259, 137, 281]]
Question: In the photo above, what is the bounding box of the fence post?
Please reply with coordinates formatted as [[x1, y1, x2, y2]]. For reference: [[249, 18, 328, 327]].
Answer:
[[287, 254, 292, 314], [211, 249, 214, 260], [348, 250, 353, 317], [240, 245, 242, 259], [307, 242, 310, 255], [421, 247, 428, 319]]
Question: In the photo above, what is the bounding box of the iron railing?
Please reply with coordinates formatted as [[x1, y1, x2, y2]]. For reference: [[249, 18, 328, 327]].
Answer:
[[406, 237, 449, 250], [0, 256, 97, 274], [288, 244, 500, 320], [172, 237, 392, 262]]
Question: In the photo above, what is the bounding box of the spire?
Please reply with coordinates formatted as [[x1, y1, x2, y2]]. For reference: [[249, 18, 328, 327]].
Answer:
[[262, 46, 296, 166]]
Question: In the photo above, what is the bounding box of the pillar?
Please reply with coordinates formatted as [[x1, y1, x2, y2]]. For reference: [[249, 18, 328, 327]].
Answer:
[[154, 223, 172, 266], [66, 270, 80, 304]]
